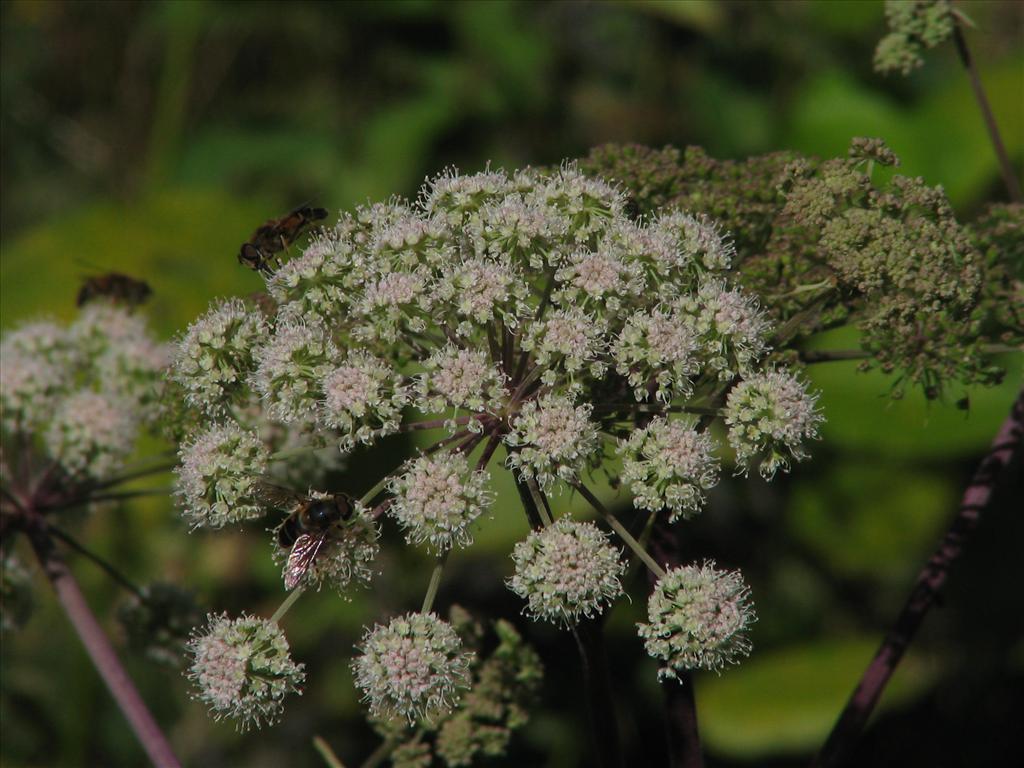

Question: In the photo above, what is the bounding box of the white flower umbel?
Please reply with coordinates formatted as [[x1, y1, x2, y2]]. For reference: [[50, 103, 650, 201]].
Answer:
[[678, 280, 770, 379], [175, 423, 269, 528], [505, 394, 600, 490], [352, 612, 473, 722], [45, 390, 138, 480], [724, 370, 822, 479], [388, 453, 494, 552], [320, 351, 408, 452], [186, 613, 305, 731], [638, 562, 755, 679], [619, 417, 720, 521], [654, 210, 735, 275], [251, 320, 338, 424], [508, 518, 625, 625], [612, 308, 699, 402], [522, 307, 607, 383], [172, 298, 267, 414], [0, 351, 70, 432], [416, 345, 506, 419]]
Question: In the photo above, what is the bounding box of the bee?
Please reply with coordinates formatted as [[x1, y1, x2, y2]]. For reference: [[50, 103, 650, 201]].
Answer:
[[76, 272, 152, 308], [238, 204, 329, 276], [257, 483, 356, 590]]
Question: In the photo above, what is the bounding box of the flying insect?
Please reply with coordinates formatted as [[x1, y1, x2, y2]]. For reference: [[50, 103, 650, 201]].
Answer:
[[238, 205, 328, 276]]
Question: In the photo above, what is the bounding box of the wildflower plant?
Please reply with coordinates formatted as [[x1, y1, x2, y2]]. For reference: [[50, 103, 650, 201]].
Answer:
[[0, 294, 187, 766], [165, 161, 828, 747]]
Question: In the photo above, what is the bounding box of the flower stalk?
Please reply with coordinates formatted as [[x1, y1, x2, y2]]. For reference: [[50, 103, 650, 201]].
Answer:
[[814, 389, 1024, 767]]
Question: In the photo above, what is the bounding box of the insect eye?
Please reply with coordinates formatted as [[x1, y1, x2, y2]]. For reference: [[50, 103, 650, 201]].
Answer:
[[308, 503, 333, 525]]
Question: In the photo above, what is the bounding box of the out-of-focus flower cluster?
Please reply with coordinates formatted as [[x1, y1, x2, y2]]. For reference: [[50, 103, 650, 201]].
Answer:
[[1, 303, 167, 481], [583, 138, 1015, 399], [874, 0, 955, 76]]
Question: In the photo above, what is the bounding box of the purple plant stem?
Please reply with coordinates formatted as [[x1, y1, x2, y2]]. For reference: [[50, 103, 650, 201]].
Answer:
[[28, 528, 182, 768], [813, 389, 1024, 768], [648, 518, 705, 768]]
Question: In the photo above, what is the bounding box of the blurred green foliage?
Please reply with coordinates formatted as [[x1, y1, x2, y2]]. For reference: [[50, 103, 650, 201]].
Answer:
[[1, 1, 1021, 767]]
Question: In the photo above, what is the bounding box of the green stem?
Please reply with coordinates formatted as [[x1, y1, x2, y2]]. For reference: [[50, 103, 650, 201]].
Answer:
[[359, 475, 392, 507], [799, 349, 872, 364], [270, 445, 322, 462], [271, 586, 305, 624], [360, 737, 401, 768], [313, 735, 347, 768], [421, 553, 449, 614], [572, 482, 666, 579], [90, 460, 176, 491]]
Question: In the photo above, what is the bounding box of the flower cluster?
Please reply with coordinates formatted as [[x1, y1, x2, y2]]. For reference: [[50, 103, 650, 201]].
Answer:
[[388, 453, 493, 552], [168, 161, 830, 732], [619, 417, 720, 521], [584, 139, 1005, 399], [171, 298, 266, 414], [1, 303, 165, 481], [175, 423, 269, 528], [508, 518, 625, 625], [352, 612, 473, 721], [370, 607, 543, 767], [874, 0, 954, 76], [186, 613, 305, 730], [638, 562, 755, 679], [724, 370, 823, 479]]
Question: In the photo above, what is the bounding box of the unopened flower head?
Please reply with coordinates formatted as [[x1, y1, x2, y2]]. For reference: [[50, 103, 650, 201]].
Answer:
[[45, 390, 138, 480], [251, 320, 338, 424], [508, 518, 625, 625], [619, 417, 720, 521], [186, 613, 305, 731], [416, 346, 506, 419], [388, 453, 493, 552], [320, 351, 408, 452], [175, 423, 268, 528], [272, 498, 380, 593], [874, 0, 954, 76], [724, 370, 822, 478], [505, 394, 600, 490], [352, 612, 473, 722], [173, 299, 267, 413], [638, 562, 755, 679]]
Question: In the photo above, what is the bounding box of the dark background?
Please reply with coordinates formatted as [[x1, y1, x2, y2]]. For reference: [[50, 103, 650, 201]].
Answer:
[[1, 1, 1022, 766]]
